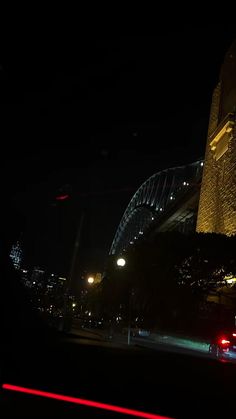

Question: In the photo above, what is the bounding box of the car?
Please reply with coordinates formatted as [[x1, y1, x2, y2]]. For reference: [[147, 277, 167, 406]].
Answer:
[[209, 330, 236, 360]]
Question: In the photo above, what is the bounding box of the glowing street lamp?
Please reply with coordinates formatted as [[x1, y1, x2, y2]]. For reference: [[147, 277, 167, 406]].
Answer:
[[87, 276, 95, 284], [116, 258, 126, 267]]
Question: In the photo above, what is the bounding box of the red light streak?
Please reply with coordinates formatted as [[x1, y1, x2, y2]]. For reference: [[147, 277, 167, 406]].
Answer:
[[2, 384, 173, 419], [56, 194, 69, 201]]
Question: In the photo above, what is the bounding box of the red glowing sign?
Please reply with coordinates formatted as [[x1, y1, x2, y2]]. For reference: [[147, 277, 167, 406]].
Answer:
[[2, 384, 173, 419], [55, 194, 69, 201]]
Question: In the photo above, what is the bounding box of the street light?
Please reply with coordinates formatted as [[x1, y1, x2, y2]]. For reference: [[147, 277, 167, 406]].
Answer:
[[116, 256, 132, 345], [116, 257, 126, 267], [87, 276, 94, 284]]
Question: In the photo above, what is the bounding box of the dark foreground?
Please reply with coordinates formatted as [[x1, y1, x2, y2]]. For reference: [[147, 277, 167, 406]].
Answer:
[[1, 330, 236, 419]]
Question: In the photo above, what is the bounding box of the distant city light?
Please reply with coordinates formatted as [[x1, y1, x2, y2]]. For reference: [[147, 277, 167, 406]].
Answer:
[[10, 241, 22, 270], [117, 258, 126, 267], [200, 162, 204, 166], [130, 241, 134, 245], [87, 276, 94, 284], [224, 275, 236, 284], [139, 231, 143, 235], [160, 208, 163, 211], [151, 217, 154, 220], [72, 303, 76, 308], [183, 181, 186, 186]]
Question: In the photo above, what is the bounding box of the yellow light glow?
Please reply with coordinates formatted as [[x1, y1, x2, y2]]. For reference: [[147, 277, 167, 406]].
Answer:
[[209, 117, 234, 160], [88, 276, 94, 284], [226, 277, 236, 284]]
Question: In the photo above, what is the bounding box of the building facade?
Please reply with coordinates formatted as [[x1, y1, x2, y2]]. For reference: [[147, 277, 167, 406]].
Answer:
[[197, 41, 236, 235]]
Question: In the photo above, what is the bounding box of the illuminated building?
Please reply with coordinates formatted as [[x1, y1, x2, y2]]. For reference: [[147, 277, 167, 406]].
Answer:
[[10, 241, 22, 270], [197, 40, 236, 235], [31, 266, 45, 288]]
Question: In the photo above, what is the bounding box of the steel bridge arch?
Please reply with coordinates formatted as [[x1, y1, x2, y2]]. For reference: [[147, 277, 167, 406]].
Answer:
[[110, 159, 204, 255]]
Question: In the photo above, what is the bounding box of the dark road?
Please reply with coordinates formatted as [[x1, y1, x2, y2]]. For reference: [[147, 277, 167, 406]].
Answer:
[[2, 330, 236, 418]]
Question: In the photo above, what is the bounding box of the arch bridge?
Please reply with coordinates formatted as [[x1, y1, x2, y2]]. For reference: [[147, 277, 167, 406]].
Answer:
[[110, 160, 204, 255]]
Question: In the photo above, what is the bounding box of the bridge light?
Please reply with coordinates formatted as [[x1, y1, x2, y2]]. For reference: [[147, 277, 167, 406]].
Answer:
[[200, 162, 204, 166]]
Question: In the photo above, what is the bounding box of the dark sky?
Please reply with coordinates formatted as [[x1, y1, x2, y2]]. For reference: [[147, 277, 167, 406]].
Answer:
[[2, 26, 236, 276]]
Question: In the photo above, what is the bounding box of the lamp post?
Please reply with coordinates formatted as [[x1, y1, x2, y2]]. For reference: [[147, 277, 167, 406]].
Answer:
[[116, 257, 132, 345]]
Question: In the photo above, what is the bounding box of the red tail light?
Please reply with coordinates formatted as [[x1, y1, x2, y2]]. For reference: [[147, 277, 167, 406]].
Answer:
[[220, 339, 230, 346]]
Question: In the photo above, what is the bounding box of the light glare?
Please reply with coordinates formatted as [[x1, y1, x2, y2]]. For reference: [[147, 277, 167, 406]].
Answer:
[[117, 258, 126, 267]]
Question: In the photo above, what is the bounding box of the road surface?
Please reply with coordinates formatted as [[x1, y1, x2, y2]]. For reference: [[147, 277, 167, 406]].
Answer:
[[2, 328, 236, 418]]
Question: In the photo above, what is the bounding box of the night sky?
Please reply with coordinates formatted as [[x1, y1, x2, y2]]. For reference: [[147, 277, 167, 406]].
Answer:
[[2, 26, 236, 276]]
